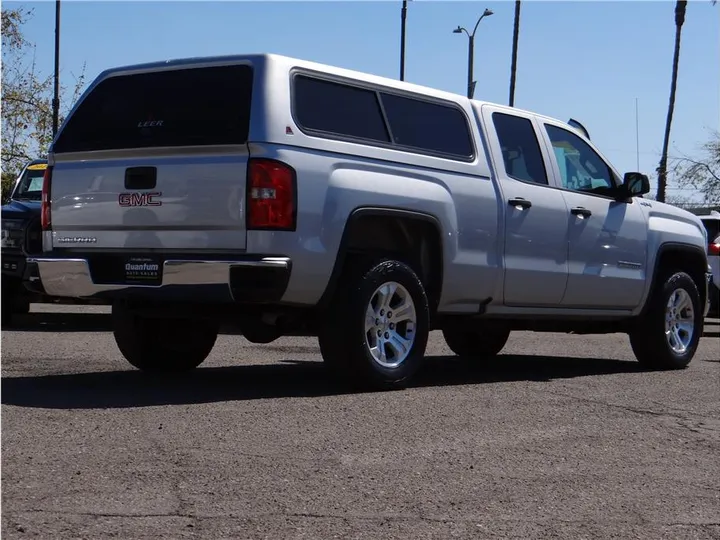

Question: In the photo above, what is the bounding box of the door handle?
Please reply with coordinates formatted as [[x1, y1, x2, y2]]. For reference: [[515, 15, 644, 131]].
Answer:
[[508, 198, 532, 210], [570, 206, 592, 218]]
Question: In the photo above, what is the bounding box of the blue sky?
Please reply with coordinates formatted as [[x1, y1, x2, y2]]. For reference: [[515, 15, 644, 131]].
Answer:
[[7, 0, 720, 198]]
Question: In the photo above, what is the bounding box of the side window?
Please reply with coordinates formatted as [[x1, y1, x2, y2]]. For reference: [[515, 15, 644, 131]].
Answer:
[[491, 112, 548, 185], [544, 124, 616, 194], [293, 76, 390, 143], [380, 93, 474, 158]]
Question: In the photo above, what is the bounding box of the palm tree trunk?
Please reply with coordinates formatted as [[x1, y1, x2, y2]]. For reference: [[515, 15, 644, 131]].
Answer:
[[508, 0, 521, 107], [657, 0, 687, 202]]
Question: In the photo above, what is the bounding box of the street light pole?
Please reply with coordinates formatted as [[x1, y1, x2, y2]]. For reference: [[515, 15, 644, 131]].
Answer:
[[453, 8, 493, 99], [52, 0, 61, 137], [467, 33, 474, 100], [400, 0, 408, 81]]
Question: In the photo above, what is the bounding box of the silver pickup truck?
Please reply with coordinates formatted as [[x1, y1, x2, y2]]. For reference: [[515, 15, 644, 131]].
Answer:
[[27, 53, 711, 390]]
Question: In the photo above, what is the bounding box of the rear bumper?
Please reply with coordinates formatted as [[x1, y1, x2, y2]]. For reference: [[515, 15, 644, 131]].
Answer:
[[25, 256, 291, 304]]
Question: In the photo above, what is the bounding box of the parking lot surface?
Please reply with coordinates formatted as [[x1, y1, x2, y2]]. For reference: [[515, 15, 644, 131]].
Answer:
[[2, 305, 719, 539]]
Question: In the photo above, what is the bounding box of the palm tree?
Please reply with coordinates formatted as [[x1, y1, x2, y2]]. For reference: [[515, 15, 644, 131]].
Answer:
[[656, 0, 687, 202], [508, 0, 521, 107]]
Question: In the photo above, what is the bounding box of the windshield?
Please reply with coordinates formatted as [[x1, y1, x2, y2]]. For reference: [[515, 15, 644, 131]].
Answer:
[[12, 163, 47, 201]]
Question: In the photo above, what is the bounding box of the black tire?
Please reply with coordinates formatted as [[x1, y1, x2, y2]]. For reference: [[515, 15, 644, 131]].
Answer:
[[442, 326, 510, 359], [709, 285, 720, 318], [629, 271, 703, 370], [318, 258, 430, 390], [1, 280, 29, 327], [112, 303, 219, 373], [1, 302, 14, 328]]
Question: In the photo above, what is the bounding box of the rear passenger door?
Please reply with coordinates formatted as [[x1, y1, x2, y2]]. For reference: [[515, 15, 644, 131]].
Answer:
[[480, 105, 569, 307]]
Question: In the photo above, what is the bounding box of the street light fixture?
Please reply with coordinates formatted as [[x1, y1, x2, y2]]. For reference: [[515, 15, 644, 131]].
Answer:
[[453, 8, 493, 99]]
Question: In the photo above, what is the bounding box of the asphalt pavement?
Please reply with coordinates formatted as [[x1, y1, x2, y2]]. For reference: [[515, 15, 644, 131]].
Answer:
[[2, 305, 719, 540]]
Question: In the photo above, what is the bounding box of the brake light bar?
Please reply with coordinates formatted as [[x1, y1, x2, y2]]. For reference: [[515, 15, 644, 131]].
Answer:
[[247, 158, 297, 231]]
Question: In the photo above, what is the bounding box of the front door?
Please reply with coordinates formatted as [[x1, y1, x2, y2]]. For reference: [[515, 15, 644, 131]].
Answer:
[[481, 107, 570, 307], [541, 121, 649, 309]]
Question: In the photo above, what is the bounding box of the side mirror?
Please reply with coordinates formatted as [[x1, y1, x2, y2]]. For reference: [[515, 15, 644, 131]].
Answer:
[[621, 172, 650, 198]]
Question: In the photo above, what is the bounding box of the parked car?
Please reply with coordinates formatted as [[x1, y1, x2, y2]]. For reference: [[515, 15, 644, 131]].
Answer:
[[2, 159, 106, 326], [2, 160, 46, 324], [698, 210, 720, 317], [26, 54, 711, 389]]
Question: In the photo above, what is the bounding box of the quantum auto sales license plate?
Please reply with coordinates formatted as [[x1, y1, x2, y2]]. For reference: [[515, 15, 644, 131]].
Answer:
[[123, 256, 163, 286]]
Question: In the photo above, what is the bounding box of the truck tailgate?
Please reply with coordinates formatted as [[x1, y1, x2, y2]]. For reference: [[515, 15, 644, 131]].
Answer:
[[47, 62, 255, 251], [50, 154, 248, 250]]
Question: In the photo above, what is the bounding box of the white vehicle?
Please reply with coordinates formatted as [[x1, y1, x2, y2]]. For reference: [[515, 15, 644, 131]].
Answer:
[[699, 210, 720, 316], [26, 54, 712, 389]]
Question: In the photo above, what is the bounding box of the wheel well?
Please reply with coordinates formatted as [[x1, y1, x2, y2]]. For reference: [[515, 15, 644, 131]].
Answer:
[[652, 246, 708, 307], [321, 210, 444, 316]]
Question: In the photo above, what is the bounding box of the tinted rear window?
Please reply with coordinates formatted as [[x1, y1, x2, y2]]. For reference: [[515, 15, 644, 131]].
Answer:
[[293, 75, 390, 143], [492, 112, 548, 185], [292, 74, 474, 160], [53, 65, 253, 153], [380, 93, 473, 158]]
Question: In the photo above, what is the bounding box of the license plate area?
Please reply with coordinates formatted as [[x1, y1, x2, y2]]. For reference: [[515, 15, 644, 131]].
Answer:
[[87, 254, 164, 286], [123, 256, 163, 286]]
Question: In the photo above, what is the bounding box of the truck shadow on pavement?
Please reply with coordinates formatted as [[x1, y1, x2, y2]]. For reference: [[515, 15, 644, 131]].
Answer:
[[5, 312, 260, 336], [2, 355, 653, 410]]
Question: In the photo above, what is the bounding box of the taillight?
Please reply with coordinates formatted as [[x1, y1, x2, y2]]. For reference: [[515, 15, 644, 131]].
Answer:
[[710, 237, 720, 255], [247, 158, 296, 230], [41, 165, 53, 231]]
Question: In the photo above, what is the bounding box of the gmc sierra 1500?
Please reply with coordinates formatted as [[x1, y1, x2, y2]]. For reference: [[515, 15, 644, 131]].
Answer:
[[26, 54, 712, 389]]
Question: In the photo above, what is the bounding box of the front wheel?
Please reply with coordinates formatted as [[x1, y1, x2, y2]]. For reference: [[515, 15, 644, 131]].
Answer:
[[318, 258, 430, 390], [629, 271, 703, 370], [112, 303, 219, 373]]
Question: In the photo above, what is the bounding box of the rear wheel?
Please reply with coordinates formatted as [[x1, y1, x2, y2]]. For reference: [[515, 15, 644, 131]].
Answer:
[[629, 271, 702, 369], [442, 325, 510, 359], [318, 258, 430, 390], [112, 303, 219, 373]]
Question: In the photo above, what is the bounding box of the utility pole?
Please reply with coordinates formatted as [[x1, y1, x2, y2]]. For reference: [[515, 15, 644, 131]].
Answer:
[[400, 0, 408, 81], [635, 97, 640, 171], [466, 33, 474, 99], [508, 0, 521, 107], [52, 0, 61, 137], [453, 9, 493, 99]]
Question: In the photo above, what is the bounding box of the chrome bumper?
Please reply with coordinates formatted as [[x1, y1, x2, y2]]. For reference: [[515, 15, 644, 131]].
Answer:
[[26, 257, 291, 299]]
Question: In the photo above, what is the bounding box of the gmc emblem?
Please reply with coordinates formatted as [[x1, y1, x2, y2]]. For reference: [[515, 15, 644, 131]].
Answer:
[[118, 192, 163, 207]]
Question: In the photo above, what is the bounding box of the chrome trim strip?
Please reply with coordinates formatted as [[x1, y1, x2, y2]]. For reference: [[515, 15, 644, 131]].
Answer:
[[26, 257, 290, 298]]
